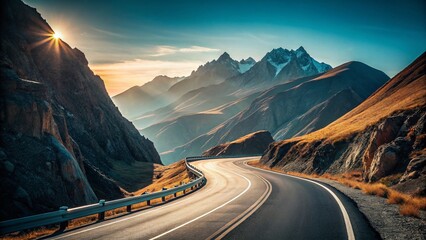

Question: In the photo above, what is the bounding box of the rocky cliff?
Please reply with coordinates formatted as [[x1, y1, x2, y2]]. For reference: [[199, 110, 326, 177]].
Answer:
[[261, 53, 426, 196], [202, 130, 274, 156], [0, 0, 160, 220]]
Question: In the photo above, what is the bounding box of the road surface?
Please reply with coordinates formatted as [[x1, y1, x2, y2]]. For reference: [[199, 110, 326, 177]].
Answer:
[[47, 157, 378, 240]]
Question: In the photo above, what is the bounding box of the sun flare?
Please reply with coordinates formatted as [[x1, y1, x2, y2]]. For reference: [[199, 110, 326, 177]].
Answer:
[[52, 31, 63, 40]]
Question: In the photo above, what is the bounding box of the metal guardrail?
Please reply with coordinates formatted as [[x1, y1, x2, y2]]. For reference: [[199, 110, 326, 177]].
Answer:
[[187, 155, 257, 161], [0, 158, 207, 235]]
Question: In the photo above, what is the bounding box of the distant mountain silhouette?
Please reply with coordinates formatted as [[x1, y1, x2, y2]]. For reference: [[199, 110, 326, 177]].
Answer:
[[261, 52, 426, 195], [113, 75, 183, 119], [113, 52, 253, 120]]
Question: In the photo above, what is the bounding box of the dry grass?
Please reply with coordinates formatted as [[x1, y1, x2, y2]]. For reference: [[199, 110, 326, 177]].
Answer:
[[231, 130, 266, 144], [133, 160, 192, 195], [387, 190, 408, 204], [248, 160, 426, 218], [399, 204, 420, 218], [0, 227, 57, 240], [1, 160, 196, 239], [361, 183, 389, 197]]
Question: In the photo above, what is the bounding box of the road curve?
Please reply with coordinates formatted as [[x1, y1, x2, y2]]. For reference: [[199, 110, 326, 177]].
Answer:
[[47, 157, 378, 240]]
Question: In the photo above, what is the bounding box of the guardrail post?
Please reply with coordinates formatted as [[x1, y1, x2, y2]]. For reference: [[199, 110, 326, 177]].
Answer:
[[59, 206, 68, 231], [98, 200, 106, 221], [174, 185, 178, 197], [142, 192, 151, 206], [162, 188, 167, 202], [126, 205, 132, 212]]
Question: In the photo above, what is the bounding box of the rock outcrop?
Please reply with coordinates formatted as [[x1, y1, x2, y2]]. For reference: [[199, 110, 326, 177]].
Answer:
[[203, 131, 274, 156], [260, 53, 426, 196], [0, 0, 160, 220]]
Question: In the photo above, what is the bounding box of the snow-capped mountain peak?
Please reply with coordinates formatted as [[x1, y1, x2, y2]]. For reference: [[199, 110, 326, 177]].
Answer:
[[262, 46, 331, 77]]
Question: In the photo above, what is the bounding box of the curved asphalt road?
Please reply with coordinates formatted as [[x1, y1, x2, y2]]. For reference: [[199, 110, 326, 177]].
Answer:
[[48, 157, 378, 240]]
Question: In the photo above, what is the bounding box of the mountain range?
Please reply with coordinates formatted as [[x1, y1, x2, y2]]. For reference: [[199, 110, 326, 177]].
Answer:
[[113, 47, 344, 164], [116, 48, 389, 164], [161, 61, 388, 163]]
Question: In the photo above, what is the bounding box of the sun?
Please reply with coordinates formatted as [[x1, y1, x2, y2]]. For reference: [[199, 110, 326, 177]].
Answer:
[[52, 31, 63, 40]]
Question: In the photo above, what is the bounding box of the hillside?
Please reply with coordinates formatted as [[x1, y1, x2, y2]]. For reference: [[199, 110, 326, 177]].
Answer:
[[0, 0, 160, 220], [202, 130, 274, 156], [261, 52, 426, 195]]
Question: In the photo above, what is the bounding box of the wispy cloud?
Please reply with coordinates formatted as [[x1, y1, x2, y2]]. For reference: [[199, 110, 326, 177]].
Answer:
[[150, 45, 220, 56], [91, 58, 203, 96], [91, 27, 127, 38]]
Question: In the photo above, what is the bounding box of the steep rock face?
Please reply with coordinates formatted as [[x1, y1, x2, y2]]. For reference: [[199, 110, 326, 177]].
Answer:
[[0, 0, 160, 220], [0, 70, 98, 219], [202, 130, 274, 156], [261, 53, 426, 196]]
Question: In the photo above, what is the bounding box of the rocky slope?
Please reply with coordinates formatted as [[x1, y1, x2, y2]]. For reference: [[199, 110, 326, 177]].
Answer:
[[202, 130, 274, 156], [261, 53, 426, 195], [0, 0, 160, 220], [112, 75, 183, 119], [162, 61, 389, 163]]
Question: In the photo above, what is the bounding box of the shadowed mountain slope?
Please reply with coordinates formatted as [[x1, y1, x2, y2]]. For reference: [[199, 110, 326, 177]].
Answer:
[[0, 0, 160, 220]]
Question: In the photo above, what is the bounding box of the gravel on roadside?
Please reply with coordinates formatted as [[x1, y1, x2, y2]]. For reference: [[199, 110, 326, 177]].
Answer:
[[317, 178, 426, 240]]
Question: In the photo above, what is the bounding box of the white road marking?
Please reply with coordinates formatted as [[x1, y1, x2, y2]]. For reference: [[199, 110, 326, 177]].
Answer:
[[50, 161, 213, 240], [243, 162, 356, 240], [149, 171, 252, 240], [208, 172, 272, 240]]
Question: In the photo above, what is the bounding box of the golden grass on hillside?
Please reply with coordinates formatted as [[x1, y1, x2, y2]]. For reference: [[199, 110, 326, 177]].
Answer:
[[0, 228, 57, 240], [230, 130, 266, 144], [134, 160, 192, 195], [248, 160, 426, 218], [282, 74, 426, 145], [1, 160, 195, 240]]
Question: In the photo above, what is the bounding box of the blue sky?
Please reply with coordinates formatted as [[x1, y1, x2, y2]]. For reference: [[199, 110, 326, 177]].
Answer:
[[25, 0, 426, 95]]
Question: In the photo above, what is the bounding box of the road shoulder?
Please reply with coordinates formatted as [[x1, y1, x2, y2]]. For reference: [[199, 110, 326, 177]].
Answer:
[[315, 178, 426, 240]]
